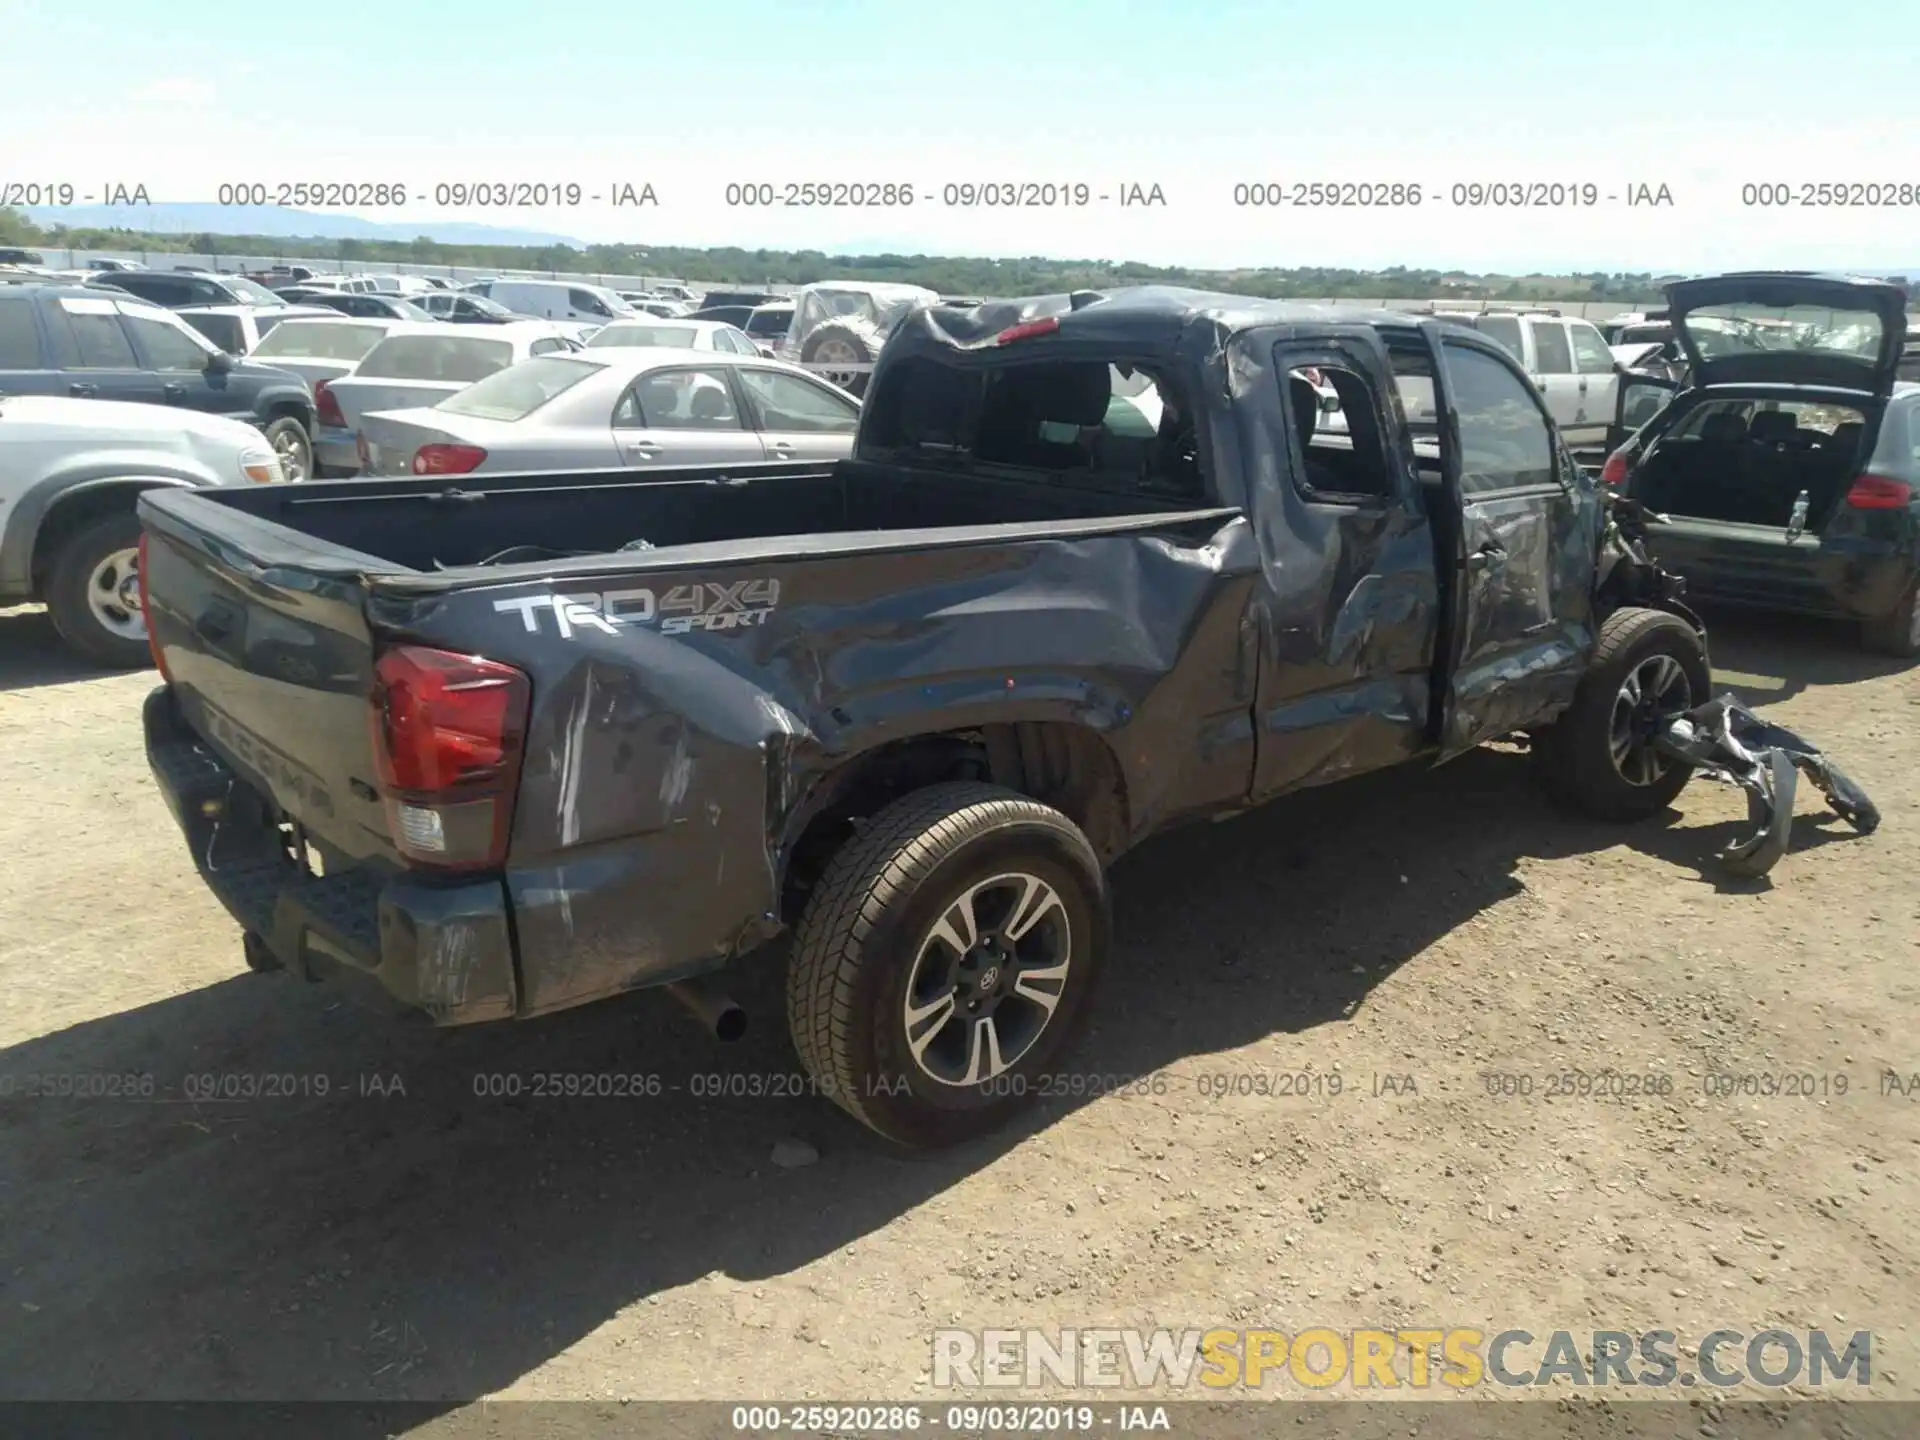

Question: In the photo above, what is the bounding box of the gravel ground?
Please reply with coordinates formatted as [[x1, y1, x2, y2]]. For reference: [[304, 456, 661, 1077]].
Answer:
[[0, 599, 1915, 1429]]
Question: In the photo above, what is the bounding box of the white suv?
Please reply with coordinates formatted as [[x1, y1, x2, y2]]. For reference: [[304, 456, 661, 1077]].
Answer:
[[0, 396, 287, 666], [1433, 309, 1622, 449]]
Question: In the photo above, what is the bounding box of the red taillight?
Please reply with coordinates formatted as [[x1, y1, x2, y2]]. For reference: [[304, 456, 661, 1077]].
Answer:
[[137, 532, 171, 682], [412, 443, 487, 475], [1599, 450, 1629, 487], [369, 646, 530, 871], [313, 379, 346, 428], [1845, 474, 1913, 509], [995, 316, 1060, 344]]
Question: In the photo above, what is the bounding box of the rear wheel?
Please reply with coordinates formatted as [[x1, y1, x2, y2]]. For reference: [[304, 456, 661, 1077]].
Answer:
[[44, 511, 151, 668], [786, 782, 1110, 1148], [1861, 577, 1920, 658], [1535, 606, 1710, 821]]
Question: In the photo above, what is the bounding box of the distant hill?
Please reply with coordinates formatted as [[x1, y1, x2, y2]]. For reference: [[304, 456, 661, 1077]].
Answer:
[[22, 204, 585, 249]]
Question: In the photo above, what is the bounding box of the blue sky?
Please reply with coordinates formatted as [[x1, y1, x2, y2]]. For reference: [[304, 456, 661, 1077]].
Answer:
[[6, 0, 1917, 271]]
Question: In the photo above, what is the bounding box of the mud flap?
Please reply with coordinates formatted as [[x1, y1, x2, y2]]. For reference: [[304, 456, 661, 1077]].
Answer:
[[1653, 694, 1881, 878]]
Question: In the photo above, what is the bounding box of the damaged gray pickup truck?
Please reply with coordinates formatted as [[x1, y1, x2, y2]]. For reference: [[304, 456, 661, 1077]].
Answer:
[[139, 287, 1712, 1147]]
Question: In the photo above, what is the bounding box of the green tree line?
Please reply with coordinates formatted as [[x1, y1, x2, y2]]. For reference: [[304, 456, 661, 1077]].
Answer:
[[0, 205, 1703, 302]]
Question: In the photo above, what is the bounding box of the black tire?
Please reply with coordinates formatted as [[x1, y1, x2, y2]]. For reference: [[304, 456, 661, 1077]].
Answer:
[[1535, 606, 1711, 821], [798, 324, 874, 398], [1860, 577, 1920, 658], [44, 510, 152, 669], [786, 782, 1110, 1148], [262, 416, 312, 483]]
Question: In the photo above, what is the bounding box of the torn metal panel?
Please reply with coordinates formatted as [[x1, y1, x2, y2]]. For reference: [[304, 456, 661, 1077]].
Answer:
[[1654, 694, 1881, 878], [394, 513, 1256, 1011]]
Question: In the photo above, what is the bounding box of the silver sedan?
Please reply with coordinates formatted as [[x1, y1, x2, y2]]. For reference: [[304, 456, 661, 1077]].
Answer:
[[355, 348, 863, 477]]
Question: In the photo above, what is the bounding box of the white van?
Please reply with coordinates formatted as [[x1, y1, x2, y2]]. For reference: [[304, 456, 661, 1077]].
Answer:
[[482, 279, 633, 324]]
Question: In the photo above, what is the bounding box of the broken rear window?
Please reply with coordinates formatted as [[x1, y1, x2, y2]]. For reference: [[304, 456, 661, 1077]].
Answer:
[[862, 355, 1204, 501], [1682, 306, 1885, 361]]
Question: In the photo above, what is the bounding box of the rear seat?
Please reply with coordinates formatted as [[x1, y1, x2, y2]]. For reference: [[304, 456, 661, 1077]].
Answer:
[[1738, 409, 1804, 525], [1643, 409, 1750, 515]]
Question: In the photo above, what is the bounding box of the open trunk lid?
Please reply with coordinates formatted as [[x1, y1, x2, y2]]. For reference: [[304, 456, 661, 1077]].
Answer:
[[1666, 272, 1909, 394], [139, 489, 401, 867], [326, 377, 465, 433]]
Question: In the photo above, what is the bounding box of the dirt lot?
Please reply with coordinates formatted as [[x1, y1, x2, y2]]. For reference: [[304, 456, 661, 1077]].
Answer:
[[1, 600, 1916, 1423]]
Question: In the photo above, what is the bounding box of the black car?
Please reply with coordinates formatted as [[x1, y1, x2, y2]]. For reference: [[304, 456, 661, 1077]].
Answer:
[[93, 269, 292, 311], [0, 284, 318, 479], [302, 291, 435, 321], [1603, 272, 1919, 655], [696, 288, 778, 309], [687, 304, 755, 327]]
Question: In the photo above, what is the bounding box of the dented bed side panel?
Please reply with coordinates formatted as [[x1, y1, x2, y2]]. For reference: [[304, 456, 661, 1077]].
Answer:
[[376, 521, 1259, 1012]]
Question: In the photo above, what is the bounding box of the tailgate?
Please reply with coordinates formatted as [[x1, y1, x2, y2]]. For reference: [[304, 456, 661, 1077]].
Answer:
[[140, 490, 399, 865]]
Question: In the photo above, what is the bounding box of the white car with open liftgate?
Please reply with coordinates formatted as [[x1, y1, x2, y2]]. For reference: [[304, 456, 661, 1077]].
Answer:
[[354, 347, 862, 477], [311, 321, 585, 473]]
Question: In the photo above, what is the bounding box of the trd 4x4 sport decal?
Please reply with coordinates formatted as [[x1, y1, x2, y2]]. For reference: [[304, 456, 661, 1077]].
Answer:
[[494, 580, 782, 639]]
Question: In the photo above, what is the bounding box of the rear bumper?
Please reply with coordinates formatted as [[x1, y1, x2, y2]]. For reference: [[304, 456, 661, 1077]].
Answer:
[[313, 425, 360, 475], [144, 685, 518, 1025], [1648, 527, 1915, 622]]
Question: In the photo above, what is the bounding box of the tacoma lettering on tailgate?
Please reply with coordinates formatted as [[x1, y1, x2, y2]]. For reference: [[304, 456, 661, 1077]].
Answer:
[[197, 702, 336, 818], [494, 580, 781, 639]]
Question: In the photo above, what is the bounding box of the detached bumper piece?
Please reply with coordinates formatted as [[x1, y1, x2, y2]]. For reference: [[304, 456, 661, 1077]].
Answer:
[[143, 686, 519, 1024], [1654, 694, 1881, 879]]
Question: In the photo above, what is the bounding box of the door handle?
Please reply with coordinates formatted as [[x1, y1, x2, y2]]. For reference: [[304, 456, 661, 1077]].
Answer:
[[625, 444, 660, 460], [163, 382, 186, 401], [1578, 378, 1589, 393], [1467, 544, 1506, 573], [69, 382, 97, 397], [767, 441, 794, 455]]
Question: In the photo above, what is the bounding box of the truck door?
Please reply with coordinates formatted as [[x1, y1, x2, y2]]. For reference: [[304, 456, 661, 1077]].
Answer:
[[1245, 325, 1444, 799], [1422, 322, 1597, 759]]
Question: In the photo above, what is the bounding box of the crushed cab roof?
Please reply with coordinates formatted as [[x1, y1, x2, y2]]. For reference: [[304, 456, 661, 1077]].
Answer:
[[905, 285, 1429, 354]]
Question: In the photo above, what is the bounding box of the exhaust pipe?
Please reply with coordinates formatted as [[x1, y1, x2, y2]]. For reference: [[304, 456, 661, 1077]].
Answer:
[[666, 976, 747, 1043]]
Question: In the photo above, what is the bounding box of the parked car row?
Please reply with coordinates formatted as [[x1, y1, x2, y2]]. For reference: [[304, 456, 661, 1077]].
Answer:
[[355, 346, 863, 478], [5, 266, 1914, 671]]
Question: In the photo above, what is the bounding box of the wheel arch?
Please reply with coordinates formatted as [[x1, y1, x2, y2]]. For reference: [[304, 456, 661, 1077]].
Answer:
[[6, 474, 196, 601], [260, 391, 315, 432], [775, 720, 1130, 926]]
